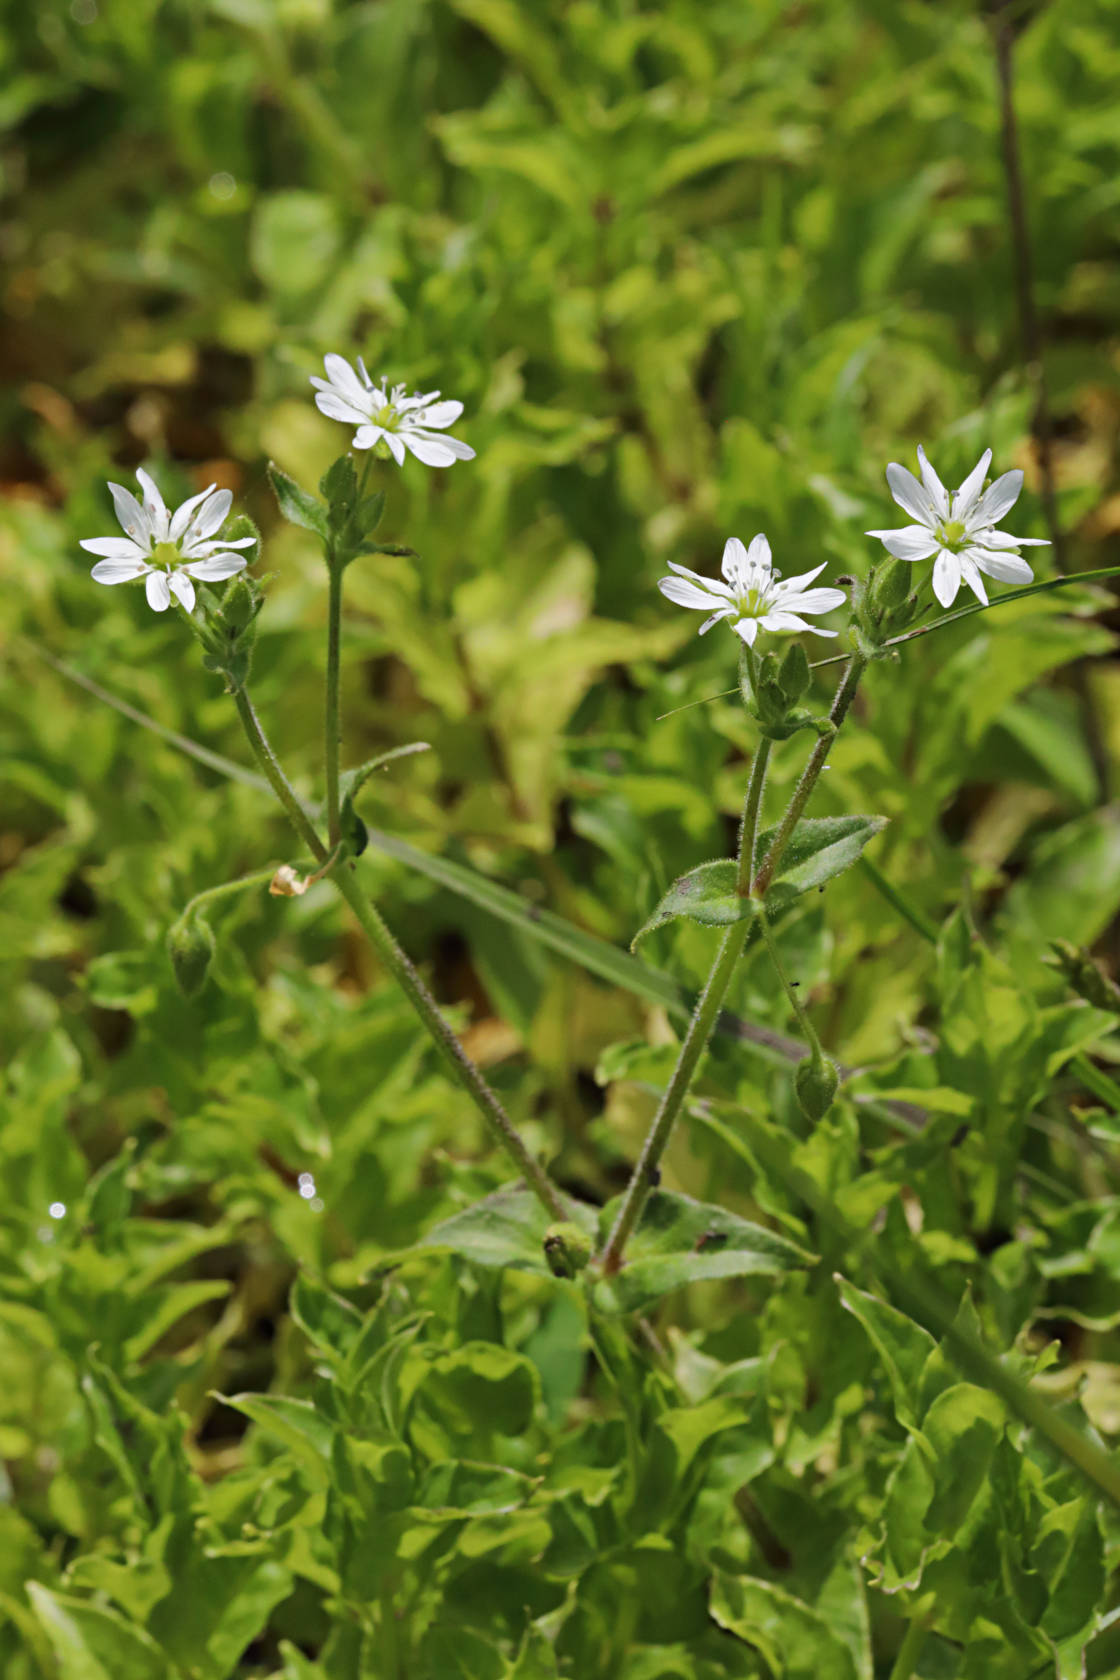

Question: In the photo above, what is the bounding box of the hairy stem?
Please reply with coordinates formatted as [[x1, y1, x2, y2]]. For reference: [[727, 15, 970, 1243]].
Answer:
[[333, 865, 565, 1219], [182, 865, 282, 919], [752, 654, 866, 896], [231, 688, 327, 861], [325, 558, 343, 848], [600, 738, 773, 1273], [232, 685, 564, 1222]]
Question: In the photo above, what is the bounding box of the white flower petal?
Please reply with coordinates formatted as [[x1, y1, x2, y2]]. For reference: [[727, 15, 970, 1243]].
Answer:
[[168, 570, 196, 612], [965, 546, 1034, 586], [774, 563, 827, 593], [184, 553, 249, 581], [745, 534, 772, 572], [720, 537, 749, 587], [188, 486, 233, 541], [316, 390, 371, 425], [667, 561, 734, 597], [135, 469, 170, 541], [867, 526, 940, 561], [958, 556, 988, 605], [779, 586, 847, 615], [403, 432, 457, 467], [932, 550, 962, 608], [322, 353, 370, 406], [733, 617, 760, 645], [886, 462, 937, 526], [759, 611, 813, 633], [108, 482, 152, 546], [90, 557, 152, 584], [950, 449, 992, 520], [697, 608, 734, 635], [417, 400, 463, 428], [145, 570, 172, 612], [969, 470, 1023, 529], [352, 426, 379, 451], [978, 528, 1049, 549], [169, 484, 218, 542], [384, 431, 407, 465], [659, 576, 723, 611], [80, 537, 148, 560], [408, 427, 475, 461], [916, 446, 950, 518]]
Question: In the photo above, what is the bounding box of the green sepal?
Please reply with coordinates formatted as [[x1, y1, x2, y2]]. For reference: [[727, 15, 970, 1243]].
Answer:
[[778, 639, 811, 702], [338, 795, 369, 859], [196, 569, 265, 690], [268, 462, 330, 542], [633, 814, 887, 947]]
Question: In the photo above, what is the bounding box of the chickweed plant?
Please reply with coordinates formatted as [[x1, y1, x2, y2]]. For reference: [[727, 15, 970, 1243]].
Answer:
[[50, 355, 1120, 1677]]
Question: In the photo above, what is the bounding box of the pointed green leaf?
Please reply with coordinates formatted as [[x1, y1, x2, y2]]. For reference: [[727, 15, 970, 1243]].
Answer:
[[592, 1190, 813, 1315], [710, 1571, 859, 1680], [412, 1185, 598, 1277], [267, 463, 330, 541], [26, 1584, 172, 1680], [632, 859, 755, 948], [835, 1275, 937, 1430], [632, 816, 887, 947]]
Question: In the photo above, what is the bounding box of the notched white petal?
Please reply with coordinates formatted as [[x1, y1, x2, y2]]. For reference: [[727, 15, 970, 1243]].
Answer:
[[950, 449, 992, 519], [168, 570, 197, 612], [886, 462, 936, 527], [932, 550, 962, 608], [658, 576, 721, 611], [145, 571, 172, 612], [90, 557, 151, 584], [970, 470, 1023, 529]]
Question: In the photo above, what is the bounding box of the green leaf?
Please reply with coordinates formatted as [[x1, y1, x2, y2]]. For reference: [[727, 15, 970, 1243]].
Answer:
[[338, 743, 432, 807], [213, 1393, 334, 1481], [710, 1571, 859, 1680], [26, 1584, 172, 1680], [267, 463, 330, 542], [591, 1190, 814, 1315], [631, 859, 755, 948], [835, 1275, 937, 1430], [413, 1185, 598, 1278], [632, 816, 887, 947], [764, 814, 889, 905]]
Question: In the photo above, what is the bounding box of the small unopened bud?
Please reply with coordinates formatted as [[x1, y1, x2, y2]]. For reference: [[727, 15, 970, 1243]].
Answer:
[[543, 1222, 593, 1279], [778, 641, 811, 703], [794, 1055, 839, 1121], [166, 912, 215, 997], [869, 558, 910, 618]]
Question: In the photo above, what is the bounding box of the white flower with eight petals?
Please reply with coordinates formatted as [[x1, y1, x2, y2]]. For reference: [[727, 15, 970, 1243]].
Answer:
[[81, 469, 253, 614], [658, 534, 847, 646], [310, 354, 475, 467], [866, 446, 1049, 608]]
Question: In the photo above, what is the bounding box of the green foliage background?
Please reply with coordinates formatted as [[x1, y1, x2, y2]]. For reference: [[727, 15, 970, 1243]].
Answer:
[[3, 0, 1120, 1675]]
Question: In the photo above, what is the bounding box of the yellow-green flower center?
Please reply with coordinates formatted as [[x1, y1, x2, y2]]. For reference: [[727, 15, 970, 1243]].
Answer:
[[151, 541, 181, 569], [374, 404, 397, 429], [937, 518, 968, 551], [737, 585, 766, 617]]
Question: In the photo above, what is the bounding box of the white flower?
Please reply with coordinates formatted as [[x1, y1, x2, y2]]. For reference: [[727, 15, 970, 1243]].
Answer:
[[866, 445, 1050, 609], [310, 354, 476, 468], [658, 534, 847, 646], [81, 469, 254, 614]]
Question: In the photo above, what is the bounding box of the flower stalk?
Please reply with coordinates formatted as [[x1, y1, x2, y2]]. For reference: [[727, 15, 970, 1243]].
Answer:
[[600, 736, 772, 1274]]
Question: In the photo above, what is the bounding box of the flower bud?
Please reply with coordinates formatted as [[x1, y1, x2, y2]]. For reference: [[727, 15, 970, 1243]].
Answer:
[[869, 558, 911, 618], [166, 912, 215, 997], [794, 1055, 839, 1121], [543, 1222, 593, 1279], [778, 641, 811, 703]]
